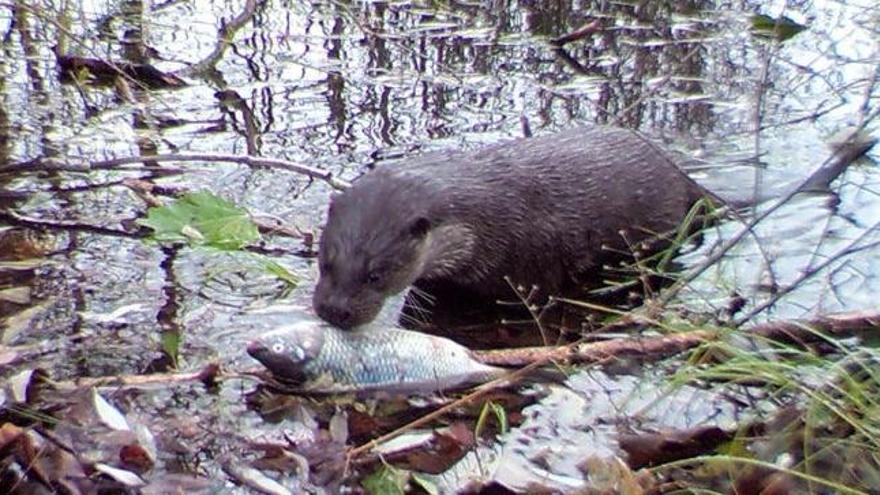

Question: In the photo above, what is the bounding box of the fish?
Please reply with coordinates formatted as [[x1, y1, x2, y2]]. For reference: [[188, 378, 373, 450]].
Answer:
[[246, 319, 507, 394]]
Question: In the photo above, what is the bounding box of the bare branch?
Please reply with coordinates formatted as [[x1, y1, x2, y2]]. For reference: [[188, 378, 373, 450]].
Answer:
[[734, 225, 880, 325], [1, 153, 351, 191], [0, 209, 140, 238], [474, 329, 714, 367]]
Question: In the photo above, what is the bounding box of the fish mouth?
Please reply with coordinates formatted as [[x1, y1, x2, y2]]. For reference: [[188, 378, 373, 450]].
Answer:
[[246, 340, 268, 360]]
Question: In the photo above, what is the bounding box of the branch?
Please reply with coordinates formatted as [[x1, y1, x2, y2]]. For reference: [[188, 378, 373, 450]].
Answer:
[[473, 310, 880, 367], [57, 363, 227, 389], [734, 225, 880, 326], [176, 0, 259, 78], [96, 154, 351, 189], [748, 309, 880, 344], [474, 330, 715, 366], [0, 210, 140, 238], [1, 153, 351, 191]]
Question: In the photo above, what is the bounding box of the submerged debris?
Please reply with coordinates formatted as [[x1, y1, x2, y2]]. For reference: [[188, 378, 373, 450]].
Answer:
[[247, 319, 507, 394]]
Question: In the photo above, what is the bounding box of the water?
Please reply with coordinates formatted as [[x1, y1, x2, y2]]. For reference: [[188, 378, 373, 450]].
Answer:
[[1, 0, 878, 491]]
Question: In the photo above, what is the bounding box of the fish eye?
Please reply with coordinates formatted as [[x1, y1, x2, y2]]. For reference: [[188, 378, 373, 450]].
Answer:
[[366, 271, 382, 284], [271, 342, 285, 353]]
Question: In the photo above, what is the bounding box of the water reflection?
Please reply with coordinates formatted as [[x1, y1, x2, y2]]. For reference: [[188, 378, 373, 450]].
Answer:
[[0, 0, 878, 490]]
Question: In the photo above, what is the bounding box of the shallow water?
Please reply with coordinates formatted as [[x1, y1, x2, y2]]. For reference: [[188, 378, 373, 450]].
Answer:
[[434, 368, 746, 492], [1, 0, 879, 491]]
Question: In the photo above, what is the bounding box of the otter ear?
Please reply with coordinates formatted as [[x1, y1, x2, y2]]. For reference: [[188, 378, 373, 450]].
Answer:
[[408, 217, 431, 239]]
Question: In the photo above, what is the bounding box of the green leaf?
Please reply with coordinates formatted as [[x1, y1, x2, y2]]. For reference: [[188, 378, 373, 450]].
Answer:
[[750, 14, 807, 41], [490, 401, 508, 435], [137, 191, 260, 250], [260, 258, 298, 286], [361, 465, 409, 495], [160, 331, 181, 369], [475, 400, 508, 437]]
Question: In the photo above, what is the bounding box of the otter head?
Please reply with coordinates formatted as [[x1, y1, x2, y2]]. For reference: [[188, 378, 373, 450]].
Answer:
[[313, 181, 435, 329]]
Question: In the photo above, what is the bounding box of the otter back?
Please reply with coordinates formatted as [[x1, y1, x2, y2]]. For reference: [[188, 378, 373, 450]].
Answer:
[[313, 126, 708, 329]]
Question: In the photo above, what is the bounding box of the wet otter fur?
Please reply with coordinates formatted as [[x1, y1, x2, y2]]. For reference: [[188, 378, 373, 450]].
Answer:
[[314, 126, 708, 329]]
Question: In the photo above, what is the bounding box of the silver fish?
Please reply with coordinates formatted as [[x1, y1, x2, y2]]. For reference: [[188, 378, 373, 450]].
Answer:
[[247, 319, 507, 394]]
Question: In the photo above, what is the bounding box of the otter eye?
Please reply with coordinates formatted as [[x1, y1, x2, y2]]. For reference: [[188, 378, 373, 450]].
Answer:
[[408, 217, 431, 238], [366, 271, 382, 284]]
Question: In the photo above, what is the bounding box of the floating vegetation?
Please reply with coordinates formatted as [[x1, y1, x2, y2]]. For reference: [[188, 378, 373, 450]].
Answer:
[[138, 191, 260, 250]]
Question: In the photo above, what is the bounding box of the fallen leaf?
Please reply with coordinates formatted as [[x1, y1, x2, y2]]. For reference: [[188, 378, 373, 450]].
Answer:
[[120, 444, 154, 471], [618, 426, 731, 469], [92, 389, 131, 431], [93, 462, 147, 487], [223, 459, 293, 495]]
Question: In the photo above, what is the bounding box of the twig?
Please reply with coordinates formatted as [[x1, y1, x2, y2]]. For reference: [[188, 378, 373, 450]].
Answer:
[[178, 0, 259, 78], [8, 153, 349, 190], [734, 227, 880, 325], [57, 363, 229, 389], [474, 330, 715, 367], [2, 153, 349, 189], [0, 210, 140, 238], [750, 37, 777, 209], [748, 310, 880, 343], [475, 309, 880, 367]]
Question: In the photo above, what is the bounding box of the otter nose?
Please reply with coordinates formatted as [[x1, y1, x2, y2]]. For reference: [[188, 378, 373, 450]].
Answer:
[[316, 302, 356, 329]]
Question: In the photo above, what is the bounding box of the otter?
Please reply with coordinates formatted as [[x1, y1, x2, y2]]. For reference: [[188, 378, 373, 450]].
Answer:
[[313, 126, 708, 329]]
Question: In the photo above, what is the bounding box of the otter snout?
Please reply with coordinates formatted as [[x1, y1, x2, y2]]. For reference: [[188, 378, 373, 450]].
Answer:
[[315, 300, 358, 329], [314, 288, 382, 329]]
